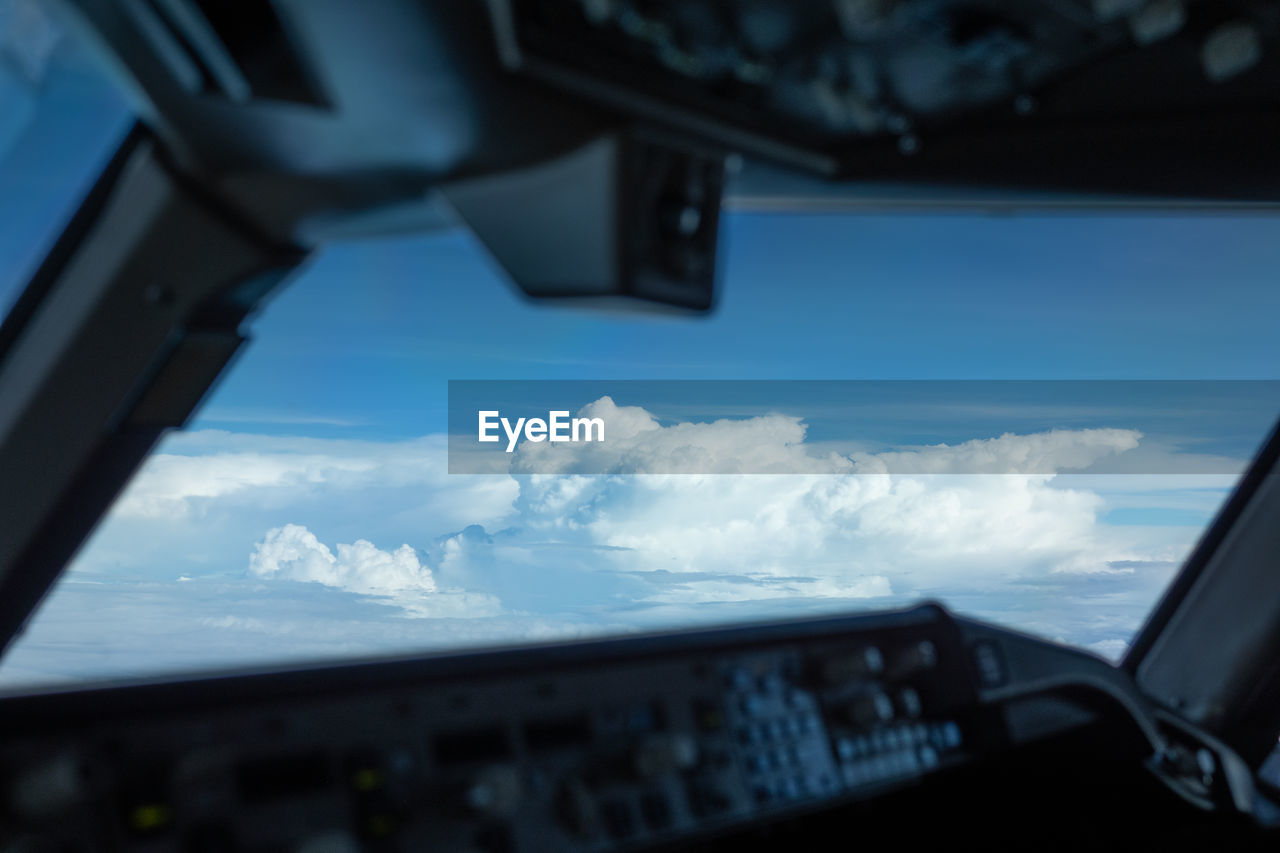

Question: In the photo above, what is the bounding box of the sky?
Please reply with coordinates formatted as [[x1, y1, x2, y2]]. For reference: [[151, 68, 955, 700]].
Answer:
[[2, 6, 1280, 688]]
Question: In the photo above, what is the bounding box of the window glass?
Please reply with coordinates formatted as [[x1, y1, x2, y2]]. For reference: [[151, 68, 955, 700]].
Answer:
[[0, 0, 133, 317], [3, 210, 1278, 687]]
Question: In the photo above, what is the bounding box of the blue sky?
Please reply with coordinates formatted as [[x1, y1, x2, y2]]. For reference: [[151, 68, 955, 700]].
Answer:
[[194, 212, 1280, 443], [2, 12, 1279, 687]]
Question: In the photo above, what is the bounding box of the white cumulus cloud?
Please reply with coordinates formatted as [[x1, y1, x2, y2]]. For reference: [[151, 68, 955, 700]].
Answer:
[[249, 523, 437, 595]]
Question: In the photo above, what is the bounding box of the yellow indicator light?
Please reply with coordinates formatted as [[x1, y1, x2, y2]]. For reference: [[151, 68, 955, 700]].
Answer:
[[129, 803, 172, 832], [351, 768, 384, 792], [366, 813, 397, 838]]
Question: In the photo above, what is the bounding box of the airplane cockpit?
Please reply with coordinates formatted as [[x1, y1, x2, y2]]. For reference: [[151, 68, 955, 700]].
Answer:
[[3, 1, 1280, 850]]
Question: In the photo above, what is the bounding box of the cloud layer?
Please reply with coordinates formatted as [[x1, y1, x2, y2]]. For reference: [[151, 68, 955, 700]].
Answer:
[[505, 396, 1145, 475], [0, 401, 1229, 686]]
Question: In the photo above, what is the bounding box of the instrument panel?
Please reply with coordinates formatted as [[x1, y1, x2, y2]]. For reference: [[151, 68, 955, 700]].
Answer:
[[0, 605, 1064, 851]]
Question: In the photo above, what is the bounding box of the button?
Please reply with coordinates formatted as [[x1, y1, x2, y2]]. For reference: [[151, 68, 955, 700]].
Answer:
[[898, 688, 923, 718]]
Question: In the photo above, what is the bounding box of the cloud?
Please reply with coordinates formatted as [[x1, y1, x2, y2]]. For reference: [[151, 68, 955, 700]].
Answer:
[[0, 403, 1232, 687], [113, 431, 519, 527], [249, 523, 437, 595], [505, 397, 1143, 475], [510, 396, 852, 475], [847, 428, 1142, 474], [1088, 638, 1130, 662], [247, 524, 503, 620], [0, 576, 567, 688]]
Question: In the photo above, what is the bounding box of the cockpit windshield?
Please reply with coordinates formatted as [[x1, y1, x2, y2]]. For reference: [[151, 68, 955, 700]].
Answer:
[[2, 2, 1280, 690]]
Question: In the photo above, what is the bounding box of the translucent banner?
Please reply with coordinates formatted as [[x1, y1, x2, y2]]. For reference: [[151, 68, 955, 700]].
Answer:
[[447, 380, 1280, 475]]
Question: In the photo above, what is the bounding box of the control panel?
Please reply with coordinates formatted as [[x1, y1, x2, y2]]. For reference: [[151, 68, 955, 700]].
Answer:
[[0, 605, 996, 851]]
